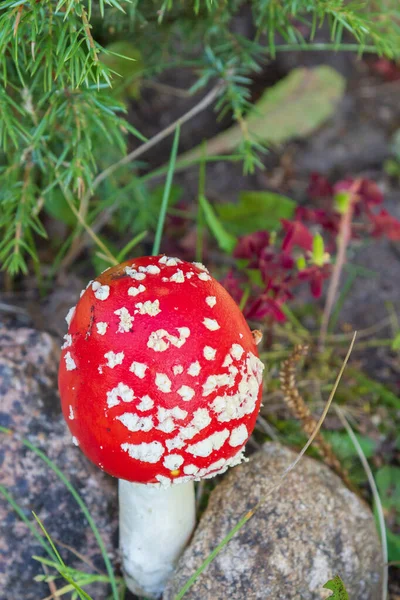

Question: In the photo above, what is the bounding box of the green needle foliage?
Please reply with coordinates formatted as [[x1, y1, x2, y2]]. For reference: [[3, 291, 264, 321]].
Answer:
[[1, 0, 400, 274]]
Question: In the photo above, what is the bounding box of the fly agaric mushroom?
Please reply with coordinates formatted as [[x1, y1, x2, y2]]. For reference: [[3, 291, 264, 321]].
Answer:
[[58, 255, 264, 598]]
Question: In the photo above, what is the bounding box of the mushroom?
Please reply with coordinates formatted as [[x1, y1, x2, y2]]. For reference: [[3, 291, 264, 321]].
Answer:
[[58, 255, 264, 598]]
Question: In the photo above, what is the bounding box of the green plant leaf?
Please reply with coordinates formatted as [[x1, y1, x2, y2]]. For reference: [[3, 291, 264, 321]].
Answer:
[[325, 431, 377, 460], [178, 66, 345, 164], [386, 527, 400, 562], [323, 575, 349, 599], [150, 184, 183, 210], [199, 195, 237, 253], [392, 332, 400, 350], [215, 191, 295, 236], [100, 42, 143, 100], [376, 465, 400, 512], [152, 125, 181, 255], [45, 190, 77, 227]]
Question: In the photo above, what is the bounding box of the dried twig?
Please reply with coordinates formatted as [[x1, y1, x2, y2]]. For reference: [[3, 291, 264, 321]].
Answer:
[[41, 563, 58, 599], [319, 179, 361, 350], [60, 81, 225, 270], [280, 344, 354, 490]]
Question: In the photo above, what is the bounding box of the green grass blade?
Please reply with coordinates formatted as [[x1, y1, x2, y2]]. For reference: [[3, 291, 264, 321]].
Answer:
[[173, 511, 253, 600], [0, 484, 56, 561], [0, 426, 119, 600], [32, 511, 66, 567], [116, 230, 147, 262], [32, 554, 93, 600], [152, 124, 180, 256], [344, 369, 400, 409], [195, 142, 206, 263]]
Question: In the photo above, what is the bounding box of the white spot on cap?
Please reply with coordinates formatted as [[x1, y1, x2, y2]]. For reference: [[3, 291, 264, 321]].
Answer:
[[173, 365, 184, 375], [186, 429, 229, 457], [72, 436, 79, 446], [104, 351, 124, 368], [65, 306, 76, 326], [193, 262, 209, 272], [210, 352, 264, 422], [159, 256, 180, 266], [167, 408, 211, 451], [121, 441, 164, 463], [137, 395, 154, 411], [158, 406, 187, 421], [128, 284, 146, 297], [201, 458, 227, 477], [170, 270, 185, 283], [92, 281, 110, 300], [205, 296, 217, 307], [192, 408, 211, 430], [222, 354, 233, 367], [125, 266, 146, 280], [183, 464, 199, 475], [135, 299, 161, 317], [114, 307, 134, 332], [203, 346, 216, 360], [163, 455, 184, 470], [231, 343, 244, 360], [148, 328, 190, 352], [229, 424, 248, 447], [198, 272, 211, 281], [130, 361, 148, 379], [177, 385, 195, 401], [139, 265, 161, 275], [187, 361, 201, 376], [148, 330, 168, 352], [107, 383, 134, 408], [62, 334, 72, 349], [203, 318, 220, 331], [157, 406, 187, 433], [117, 413, 153, 432], [155, 475, 172, 488], [65, 352, 76, 371], [155, 373, 172, 393], [202, 373, 233, 397], [96, 322, 108, 336], [177, 327, 190, 338], [156, 417, 175, 433], [166, 437, 185, 451], [68, 406, 74, 420]]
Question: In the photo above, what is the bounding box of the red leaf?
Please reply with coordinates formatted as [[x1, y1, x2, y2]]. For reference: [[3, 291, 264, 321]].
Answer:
[[368, 209, 400, 240], [281, 219, 314, 252]]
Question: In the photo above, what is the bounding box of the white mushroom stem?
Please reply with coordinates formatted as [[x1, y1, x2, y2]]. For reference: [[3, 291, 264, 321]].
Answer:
[[119, 479, 196, 599]]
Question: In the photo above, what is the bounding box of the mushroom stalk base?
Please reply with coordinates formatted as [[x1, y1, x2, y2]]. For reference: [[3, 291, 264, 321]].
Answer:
[[119, 479, 196, 599]]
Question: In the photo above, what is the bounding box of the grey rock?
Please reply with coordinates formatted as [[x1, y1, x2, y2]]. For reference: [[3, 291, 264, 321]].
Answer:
[[0, 326, 118, 600], [164, 443, 382, 600]]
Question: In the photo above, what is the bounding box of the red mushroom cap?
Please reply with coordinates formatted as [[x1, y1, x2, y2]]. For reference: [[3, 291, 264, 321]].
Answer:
[[58, 256, 264, 486]]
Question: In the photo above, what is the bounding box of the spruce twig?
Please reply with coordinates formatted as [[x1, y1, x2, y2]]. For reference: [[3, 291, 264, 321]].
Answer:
[[60, 81, 225, 270]]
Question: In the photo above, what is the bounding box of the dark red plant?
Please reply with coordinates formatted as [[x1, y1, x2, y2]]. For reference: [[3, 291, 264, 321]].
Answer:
[[225, 173, 400, 328]]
